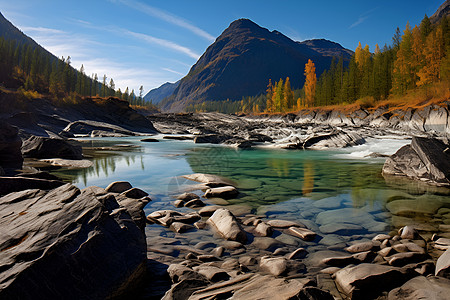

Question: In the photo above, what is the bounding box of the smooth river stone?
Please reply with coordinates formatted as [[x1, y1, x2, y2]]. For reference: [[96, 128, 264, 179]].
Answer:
[[319, 223, 364, 235], [319, 234, 347, 246], [315, 208, 386, 232], [313, 196, 343, 209], [386, 198, 444, 216], [237, 178, 262, 190]]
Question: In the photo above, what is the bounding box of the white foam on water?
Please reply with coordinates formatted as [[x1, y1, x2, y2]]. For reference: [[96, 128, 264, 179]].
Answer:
[[334, 137, 411, 160]]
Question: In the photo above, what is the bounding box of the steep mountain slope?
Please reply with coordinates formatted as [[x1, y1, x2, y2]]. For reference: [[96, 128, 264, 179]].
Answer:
[[0, 12, 55, 57], [160, 19, 352, 112], [431, 0, 450, 23], [144, 80, 180, 104]]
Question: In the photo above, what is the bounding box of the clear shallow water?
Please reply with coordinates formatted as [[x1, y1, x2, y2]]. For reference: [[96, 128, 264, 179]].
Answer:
[[52, 136, 450, 253]]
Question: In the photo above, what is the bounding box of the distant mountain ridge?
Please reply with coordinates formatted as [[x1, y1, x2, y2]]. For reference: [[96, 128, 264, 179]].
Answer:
[[158, 19, 353, 112], [144, 80, 179, 104]]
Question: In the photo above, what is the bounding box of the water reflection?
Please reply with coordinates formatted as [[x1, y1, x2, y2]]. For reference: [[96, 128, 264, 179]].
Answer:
[[302, 161, 314, 196]]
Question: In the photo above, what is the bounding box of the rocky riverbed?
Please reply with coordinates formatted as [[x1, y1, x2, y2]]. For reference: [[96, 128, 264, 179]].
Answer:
[[1, 104, 450, 299]]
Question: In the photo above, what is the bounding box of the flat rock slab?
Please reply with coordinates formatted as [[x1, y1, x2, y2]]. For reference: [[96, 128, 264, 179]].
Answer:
[[182, 173, 235, 186], [320, 222, 364, 235], [187, 273, 333, 300], [39, 158, 93, 169], [22, 135, 82, 159], [204, 186, 239, 199], [266, 219, 305, 228], [388, 276, 450, 300]]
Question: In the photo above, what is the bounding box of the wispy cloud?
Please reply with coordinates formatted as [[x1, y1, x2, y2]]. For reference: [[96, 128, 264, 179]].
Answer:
[[162, 67, 185, 76], [125, 30, 200, 59], [349, 16, 368, 29], [21, 26, 66, 35], [349, 7, 378, 29], [114, 0, 215, 42]]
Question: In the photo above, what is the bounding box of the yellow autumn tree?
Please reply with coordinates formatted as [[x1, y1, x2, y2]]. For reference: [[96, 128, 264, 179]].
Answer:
[[304, 59, 317, 107], [417, 27, 444, 86]]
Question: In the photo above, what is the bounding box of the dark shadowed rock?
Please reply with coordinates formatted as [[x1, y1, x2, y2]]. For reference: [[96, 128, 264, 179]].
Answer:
[[0, 184, 147, 299], [105, 181, 133, 193], [0, 176, 64, 196], [383, 137, 450, 186], [121, 187, 149, 199], [0, 121, 23, 170], [22, 135, 82, 159]]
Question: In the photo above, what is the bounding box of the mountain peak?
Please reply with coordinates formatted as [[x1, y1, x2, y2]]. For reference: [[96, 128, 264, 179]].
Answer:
[[431, 0, 450, 23]]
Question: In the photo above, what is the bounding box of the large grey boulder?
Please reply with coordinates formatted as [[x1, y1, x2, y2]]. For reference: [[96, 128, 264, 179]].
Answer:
[[22, 135, 82, 159], [333, 263, 413, 299], [62, 120, 138, 136], [383, 137, 450, 186], [388, 276, 450, 300], [303, 130, 365, 149], [0, 184, 147, 299], [0, 121, 23, 170], [207, 208, 247, 243]]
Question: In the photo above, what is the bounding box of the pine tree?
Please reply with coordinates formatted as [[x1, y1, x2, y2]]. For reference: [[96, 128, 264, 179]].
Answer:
[[283, 77, 294, 110], [304, 59, 317, 107], [265, 79, 274, 112], [420, 14, 432, 40], [392, 27, 402, 50]]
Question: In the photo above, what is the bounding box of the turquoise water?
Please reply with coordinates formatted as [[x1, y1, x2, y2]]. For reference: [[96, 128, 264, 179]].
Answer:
[[52, 136, 450, 246]]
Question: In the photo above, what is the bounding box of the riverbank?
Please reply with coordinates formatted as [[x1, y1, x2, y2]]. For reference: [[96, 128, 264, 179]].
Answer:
[[1, 102, 450, 298]]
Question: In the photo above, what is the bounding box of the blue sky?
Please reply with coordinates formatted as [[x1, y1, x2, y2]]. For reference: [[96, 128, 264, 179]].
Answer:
[[0, 0, 444, 94]]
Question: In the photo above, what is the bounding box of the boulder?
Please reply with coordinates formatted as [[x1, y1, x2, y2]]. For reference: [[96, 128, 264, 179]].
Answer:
[[286, 227, 316, 241], [184, 199, 206, 208], [388, 276, 450, 300], [105, 181, 133, 193], [0, 121, 23, 170], [0, 184, 147, 299], [333, 263, 413, 299], [259, 256, 288, 276], [192, 266, 230, 282], [383, 137, 450, 186], [303, 131, 365, 149], [436, 247, 450, 278], [62, 120, 137, 136], [121, 187, 149, 199], [22, 135, 82, 159], [253, 222, 273, 237], [266, 219, 305, 228], [176, 192, 200, 201], [207, 208, 247, 243], [204, 186, 239, 199], [115, 193, 151, 231]]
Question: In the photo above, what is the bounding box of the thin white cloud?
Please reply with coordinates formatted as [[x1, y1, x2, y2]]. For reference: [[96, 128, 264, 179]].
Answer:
[[125, 30, 200, 59], [115, 0, 215, 42], [162, 67, 185, 76], [349, 7, 378, 29], [349, 16, 368, 29], [21, 26, 66, 35]]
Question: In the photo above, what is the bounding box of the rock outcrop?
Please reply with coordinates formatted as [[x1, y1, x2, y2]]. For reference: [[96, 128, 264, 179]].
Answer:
[[0, 121, 23, 171], [21, 135, 83, 159], [0, 184, 147, 299], [383, 137, 450, 186]]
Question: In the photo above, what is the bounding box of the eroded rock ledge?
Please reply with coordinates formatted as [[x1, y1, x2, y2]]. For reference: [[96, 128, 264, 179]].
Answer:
[[0, 181, 149, 299]]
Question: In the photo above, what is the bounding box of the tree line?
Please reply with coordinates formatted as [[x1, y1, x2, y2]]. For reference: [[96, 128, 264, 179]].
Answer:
[[187, 14, 449, 114], [0, 36, 154, 108]]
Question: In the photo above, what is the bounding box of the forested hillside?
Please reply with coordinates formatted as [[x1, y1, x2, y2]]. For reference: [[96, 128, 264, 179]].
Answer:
[[186, 14, 450, 114], [0, 12, 153, 108]]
